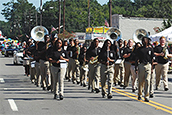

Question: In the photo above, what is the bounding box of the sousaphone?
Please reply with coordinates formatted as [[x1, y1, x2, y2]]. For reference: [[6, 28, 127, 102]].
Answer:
[[31, 26, 49, 42], [133, 29, 149, 43]]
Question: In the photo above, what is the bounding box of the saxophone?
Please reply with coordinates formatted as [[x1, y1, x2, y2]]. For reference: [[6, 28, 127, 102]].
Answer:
[[76, 46, 80, 59], [89, 56, 99, 64], [162, 44, 169, 59]]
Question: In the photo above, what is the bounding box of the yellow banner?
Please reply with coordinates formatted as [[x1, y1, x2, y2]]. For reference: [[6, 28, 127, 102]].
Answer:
[[104, 27, 110, 33], [93, 27, 104, 34]]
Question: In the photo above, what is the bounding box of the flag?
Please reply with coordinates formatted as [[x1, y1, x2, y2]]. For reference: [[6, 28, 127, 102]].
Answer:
[[51, 26, 56, 33], [105, 19, 109, 27]]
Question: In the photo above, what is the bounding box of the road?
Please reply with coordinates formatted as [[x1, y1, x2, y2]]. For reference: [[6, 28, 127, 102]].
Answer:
[[0, 54, 172, 115]]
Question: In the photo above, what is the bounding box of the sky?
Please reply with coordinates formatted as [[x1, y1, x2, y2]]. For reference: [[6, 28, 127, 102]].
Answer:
[[0, 0, 108, 21]]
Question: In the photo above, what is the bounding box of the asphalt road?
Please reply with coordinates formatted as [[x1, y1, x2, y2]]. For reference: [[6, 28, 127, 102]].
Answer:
[[0, 54, 172, 115]]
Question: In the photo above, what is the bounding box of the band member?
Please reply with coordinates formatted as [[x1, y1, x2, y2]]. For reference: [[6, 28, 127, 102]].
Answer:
[[79, 45, 89, 87], [71, 39, 80, 84], [135, 37, 154, 102], [23, 41, 32, 77], [66, 38, 75, 81], [86, 38, 101, 93], [154, 36, 172, 91], [63, 40, 68, 50], [38, 35, 51, 90], [129, 42, 142, 92], [49, 38, 69, 100], [28, 42, 36, 84], [47, 35, 58, 91], [33, 41, 41, 87], [113, 39, 125, 87], [98, 39, 117, 98], [123, 39, 134, 89], [149, 44, 157, 98]]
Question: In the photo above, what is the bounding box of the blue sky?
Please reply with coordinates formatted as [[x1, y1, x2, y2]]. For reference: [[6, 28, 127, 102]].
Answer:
[[0, 0, 108, 21]]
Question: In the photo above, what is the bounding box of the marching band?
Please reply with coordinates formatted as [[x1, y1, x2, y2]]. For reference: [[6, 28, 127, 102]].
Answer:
[[22, 29, 171, 102]]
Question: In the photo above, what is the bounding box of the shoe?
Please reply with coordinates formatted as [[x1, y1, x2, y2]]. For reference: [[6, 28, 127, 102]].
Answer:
[[165, 88, 169, 91], [91, 89, 94, 93], [43, 87, 46, 90], [114, 83, 117, 86], [118, 82, 121, 85], [102, 94, 106, 98], [107, 94, 112, 99], [95, 88, 100, 93], [83, 83, 87, 87], [54, 94, 57, 99], [88, 86, 90, 90], [77, 81, 80, 84], [120, 84, 124, 87], [68, 79, 71, 82], [123, 86, 126, 89], [132, 89, 136, 93], [138, 96, 141, 100], [47, 86, 51, 91], [73, 81, 75, 84], [145, 98, 149, 102], [36, 84, 39, 87], [155, 87, 159, 90], [59, 94, 63, 100], [150, 94, 154, 98], [80, 82, 83, 86]]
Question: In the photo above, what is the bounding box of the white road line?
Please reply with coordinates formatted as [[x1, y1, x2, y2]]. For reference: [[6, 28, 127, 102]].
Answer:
[[0, 78, 5, 83], [8, 99, 18, 111]]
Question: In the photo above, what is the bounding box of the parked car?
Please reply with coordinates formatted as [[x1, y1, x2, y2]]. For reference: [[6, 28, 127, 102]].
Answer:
[[13, 48, 24, 65], [4, 45, 18, 57], [1, 48, 5, 55]]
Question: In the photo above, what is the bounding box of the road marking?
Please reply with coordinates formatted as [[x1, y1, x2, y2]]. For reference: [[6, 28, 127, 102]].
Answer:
[[8, 99, 18, 111], [0, 78, 5, 83], [111, 87, 172, 114]]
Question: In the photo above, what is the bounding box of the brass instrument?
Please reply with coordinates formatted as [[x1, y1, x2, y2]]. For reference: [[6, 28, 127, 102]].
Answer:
[[31, 26, 49, 42], [76, 46, 80, 59], [89, 56, 98, 64], [106, 27, 121, 41], [133, 29, 149, 43], [163, 43, 169, 59]]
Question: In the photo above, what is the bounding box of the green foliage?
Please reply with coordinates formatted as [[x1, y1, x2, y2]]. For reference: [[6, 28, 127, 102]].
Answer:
[[1, 0, 172, 39]]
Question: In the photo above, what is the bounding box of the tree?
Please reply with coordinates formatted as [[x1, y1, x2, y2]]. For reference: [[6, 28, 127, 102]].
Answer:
[[1, 0, 36, 41]]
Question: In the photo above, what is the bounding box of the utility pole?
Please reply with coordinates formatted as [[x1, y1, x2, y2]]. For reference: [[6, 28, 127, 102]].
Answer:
[[63, 0, 65, 31], [58, 0, 61, 34], [109, 0, 112, 27], [36, 11, 38, 26], [88, 0, 90, 27], [40, 0, 42, 26]]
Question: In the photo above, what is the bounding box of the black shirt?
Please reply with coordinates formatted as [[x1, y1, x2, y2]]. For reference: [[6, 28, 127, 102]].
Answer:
[[136, 46, 154, 64], [129, 51, 137, 65], [71, 46, 80, 59], [67, 45, 73, 58], [154, 45, 171, 64], [50, 49, 69, 67], [123, 46, 132, 62], [98, 50, 117, 66], [86, 47, 101, 60], [79, 52, 88, 66], [38, 42, 47, 61]]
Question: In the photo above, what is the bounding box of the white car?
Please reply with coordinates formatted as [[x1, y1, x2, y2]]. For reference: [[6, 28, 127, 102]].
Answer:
[[13, 48, 24, 65]]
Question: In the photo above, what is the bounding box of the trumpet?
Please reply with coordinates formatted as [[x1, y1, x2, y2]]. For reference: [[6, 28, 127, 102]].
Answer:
[[89, 56, 98, 64]]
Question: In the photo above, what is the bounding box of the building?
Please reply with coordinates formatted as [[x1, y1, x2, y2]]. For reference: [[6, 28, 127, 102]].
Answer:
[[112, 14, 164, 40]]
